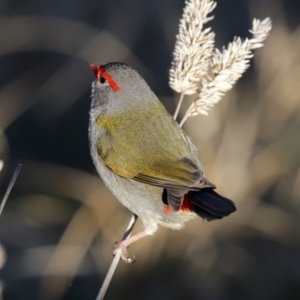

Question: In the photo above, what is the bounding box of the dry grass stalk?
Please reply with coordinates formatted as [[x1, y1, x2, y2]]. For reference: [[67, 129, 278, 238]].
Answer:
[[180, 18, 272, 124], [97, 1, 272, 300], [170, 0, 216, 96], [169, 0, 272, 125]]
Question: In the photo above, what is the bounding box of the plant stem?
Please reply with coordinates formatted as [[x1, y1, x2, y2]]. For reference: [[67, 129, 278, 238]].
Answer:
[[96, 214, 138, 300], [179, 108, 190, 127], [173, 92, 185, 120]]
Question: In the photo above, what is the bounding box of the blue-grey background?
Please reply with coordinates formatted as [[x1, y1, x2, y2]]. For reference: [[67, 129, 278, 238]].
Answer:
[[0, 0, 300, 299]]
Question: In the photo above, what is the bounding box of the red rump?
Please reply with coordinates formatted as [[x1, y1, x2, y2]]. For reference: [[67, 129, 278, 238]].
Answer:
[[163, 192, 194, 214], [89, 64, 120, 92], [180, 192, 194, 212]]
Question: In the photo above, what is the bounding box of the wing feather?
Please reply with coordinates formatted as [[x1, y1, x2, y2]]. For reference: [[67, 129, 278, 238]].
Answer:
[[96, 101, 215, 210]]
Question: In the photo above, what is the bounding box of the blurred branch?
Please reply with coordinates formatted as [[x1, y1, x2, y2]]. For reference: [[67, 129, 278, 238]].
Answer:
[[0, 16, 151, 128], [38, 199, 99, 300], [0, 164, 22, 218]]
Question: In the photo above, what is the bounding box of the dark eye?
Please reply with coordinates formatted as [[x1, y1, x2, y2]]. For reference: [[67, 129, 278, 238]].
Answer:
[[100, 76, 106, 84]]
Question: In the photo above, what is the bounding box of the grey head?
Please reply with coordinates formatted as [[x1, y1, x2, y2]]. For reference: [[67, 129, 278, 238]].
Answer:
[[89, 62, 158, 116]]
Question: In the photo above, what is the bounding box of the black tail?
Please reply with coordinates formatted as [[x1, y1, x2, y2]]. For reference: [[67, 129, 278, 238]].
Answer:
[[190, 189, 236, 221]]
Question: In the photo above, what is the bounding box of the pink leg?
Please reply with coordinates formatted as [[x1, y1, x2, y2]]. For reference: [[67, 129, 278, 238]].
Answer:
[[113, 231, 148, 263]]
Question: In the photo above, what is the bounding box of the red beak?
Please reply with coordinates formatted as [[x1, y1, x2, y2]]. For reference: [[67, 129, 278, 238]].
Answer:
[[89, 64, 101, 78]]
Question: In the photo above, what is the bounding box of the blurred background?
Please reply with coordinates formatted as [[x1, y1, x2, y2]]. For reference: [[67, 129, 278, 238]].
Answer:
[[0, 0, 300, 299]]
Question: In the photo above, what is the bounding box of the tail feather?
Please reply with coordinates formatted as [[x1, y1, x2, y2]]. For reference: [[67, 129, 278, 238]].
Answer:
[[189, 189, 236, 221]]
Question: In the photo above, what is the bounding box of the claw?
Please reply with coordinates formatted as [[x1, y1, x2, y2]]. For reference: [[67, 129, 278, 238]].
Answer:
[[113, 241, 136, 263]]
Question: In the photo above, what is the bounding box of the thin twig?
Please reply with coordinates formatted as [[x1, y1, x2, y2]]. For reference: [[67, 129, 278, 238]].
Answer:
[[173, 92, 185, 120], [96, 214, 138, 300], [179, 109, 190, 127], [0, 164, 22, 218]]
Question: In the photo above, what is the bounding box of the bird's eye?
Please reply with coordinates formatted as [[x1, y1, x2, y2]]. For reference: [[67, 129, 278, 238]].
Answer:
[[100, 76, 106, 84]]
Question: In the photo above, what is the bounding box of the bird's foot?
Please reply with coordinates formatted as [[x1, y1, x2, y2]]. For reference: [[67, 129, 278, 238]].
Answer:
[[113, 241, 136, 263]]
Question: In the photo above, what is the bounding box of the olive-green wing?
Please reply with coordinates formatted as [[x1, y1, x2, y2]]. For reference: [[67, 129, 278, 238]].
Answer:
[[96, 102, 212, 190]]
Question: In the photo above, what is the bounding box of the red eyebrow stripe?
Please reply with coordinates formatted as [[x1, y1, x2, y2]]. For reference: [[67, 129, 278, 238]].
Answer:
[[89, 64, 120, 92], [102, 71, 121, 92]]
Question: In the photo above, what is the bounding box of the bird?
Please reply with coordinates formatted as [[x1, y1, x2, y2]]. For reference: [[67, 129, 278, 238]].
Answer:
[[88, 62, 236, 262]]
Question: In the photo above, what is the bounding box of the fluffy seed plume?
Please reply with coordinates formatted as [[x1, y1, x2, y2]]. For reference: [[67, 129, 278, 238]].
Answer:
[[169, 0, 216, 95], [169, 0, 272, 125], [181, 18, 272, 122]]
